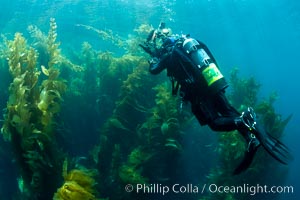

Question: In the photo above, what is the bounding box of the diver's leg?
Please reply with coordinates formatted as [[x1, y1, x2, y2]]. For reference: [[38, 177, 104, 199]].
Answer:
[[214, 90, 241, 116], [208, 113, 261, 174], [233, 128, 261, 174], [191, 96, 239, 131], [191, 92, 260, 151], [211, 92, 292, 172], [210, 93, 261, 174], [208, 91, 248, 132], [209, 115, 261, 152]]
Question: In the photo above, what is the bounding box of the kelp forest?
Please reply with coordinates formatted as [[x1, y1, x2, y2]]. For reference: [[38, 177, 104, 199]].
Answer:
[[0, 19, 292, 200]]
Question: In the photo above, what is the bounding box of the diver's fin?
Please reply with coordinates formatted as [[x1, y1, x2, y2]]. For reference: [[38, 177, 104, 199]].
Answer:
[[233, 146, 259, 175], [252, 123, 293, 165]]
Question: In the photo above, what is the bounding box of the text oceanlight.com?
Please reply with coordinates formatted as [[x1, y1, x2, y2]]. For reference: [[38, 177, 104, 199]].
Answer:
[[124, 183, 294, 196]]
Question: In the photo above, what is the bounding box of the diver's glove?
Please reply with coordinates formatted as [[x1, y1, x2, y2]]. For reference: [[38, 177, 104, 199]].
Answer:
[[139, 42, 158, 57]]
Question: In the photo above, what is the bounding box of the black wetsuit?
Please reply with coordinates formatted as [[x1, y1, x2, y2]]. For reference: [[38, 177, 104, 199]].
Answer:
[[146, 35, 292, 174], [149, 37, 242, 133]]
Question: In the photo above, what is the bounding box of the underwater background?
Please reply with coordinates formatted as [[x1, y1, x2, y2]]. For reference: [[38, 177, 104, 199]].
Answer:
[[0, 0, 299, 199]]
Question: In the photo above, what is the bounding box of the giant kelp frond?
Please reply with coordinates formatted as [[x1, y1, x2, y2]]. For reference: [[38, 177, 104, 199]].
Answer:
[[133, 24, 153, 38], [113, 58, 153, 127], [36, 18, 67, 133], [108, 54, 142, 78], [255, 92, 292, 137], [228, 68, 261, 110], [47, 18, 60, 68], [53, 167, 99, 200], [28, 18, 83, 72], [6, 33, 37, 77], [27, 24, 47, 50], [127, 24, 154, 55], [152, 82, 179, 121], [119, 146, 149, 185], [0, 35, 7, 61], [1, 33, 40, 140], [1, 19, 67, 199], [217, 131, 246, 164], [76, 23, 125, 48], [93, 56, 156, 198]]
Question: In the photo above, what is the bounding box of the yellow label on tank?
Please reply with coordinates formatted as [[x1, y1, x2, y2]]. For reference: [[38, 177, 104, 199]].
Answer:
[[202, 63, 223, 86]]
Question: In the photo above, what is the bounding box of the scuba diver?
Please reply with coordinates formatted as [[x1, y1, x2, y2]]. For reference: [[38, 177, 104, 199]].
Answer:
[[139, 22, 293, 174]]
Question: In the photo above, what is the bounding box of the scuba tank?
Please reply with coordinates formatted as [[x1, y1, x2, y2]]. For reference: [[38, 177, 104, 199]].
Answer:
[[181, 37, 228, 94]]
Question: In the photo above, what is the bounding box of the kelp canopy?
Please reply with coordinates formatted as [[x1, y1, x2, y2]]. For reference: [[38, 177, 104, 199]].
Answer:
[[0, 20, 292, 200]]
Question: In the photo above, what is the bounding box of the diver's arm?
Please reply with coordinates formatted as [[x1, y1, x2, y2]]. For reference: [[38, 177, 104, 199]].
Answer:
[[149, 52, 170, 75]]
